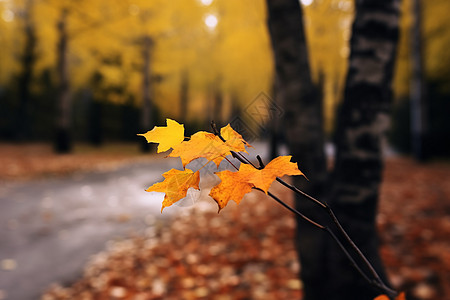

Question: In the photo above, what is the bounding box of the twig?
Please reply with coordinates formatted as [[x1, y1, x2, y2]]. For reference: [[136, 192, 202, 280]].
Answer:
[[223, 156, 239, 171], [264, 189, 324, 229], [326, 207, 397, 296], [258, 189, 389, 295], [276, 177, 326, 208], [210, 120, 397, 298], [210, 121, 222, 139], [256, 155, 265, 169], [211, 121, 258, 168], [275, 176, 396, 295]]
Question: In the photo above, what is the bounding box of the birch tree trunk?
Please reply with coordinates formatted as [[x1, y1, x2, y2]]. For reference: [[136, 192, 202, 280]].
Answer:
[[266, 0, 401, 298], [328, 0, 401, 298]]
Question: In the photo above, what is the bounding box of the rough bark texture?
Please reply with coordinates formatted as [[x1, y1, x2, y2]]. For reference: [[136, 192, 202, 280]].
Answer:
[[265, 1, 328, 299], [328, 0, 400, 299], [266, 0, 400, 299]]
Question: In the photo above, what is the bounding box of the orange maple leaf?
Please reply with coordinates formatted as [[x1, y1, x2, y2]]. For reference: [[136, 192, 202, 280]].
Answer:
[[396, 292, 406, 300], [374, 295, 390, 300], [209, 156, 303, 211], [242, 155, 304, 194], [138, 118, 184, 153], [168, 131, 233, 167], [220, 124, 251, 152], [209, 170, 254, 212], [374, 292, 406, 300], [146, 168, 200, 212]]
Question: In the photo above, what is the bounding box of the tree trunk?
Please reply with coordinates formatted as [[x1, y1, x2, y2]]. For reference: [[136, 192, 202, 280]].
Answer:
[[410, 0, 428, 161], [213, 78, 223, 126], [266, 0, 400, 298], [179, 70, 189, 124], [328, 0, 400, 299], [55, 8, 72, 153], [140, 35, 153, 152], [269, 79, 279, 159], [265, 1, 328, 299], [17, 0, 37, 141]]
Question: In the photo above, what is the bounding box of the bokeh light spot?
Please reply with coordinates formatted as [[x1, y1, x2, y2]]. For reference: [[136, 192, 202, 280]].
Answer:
[[204, 14, 218, 29]]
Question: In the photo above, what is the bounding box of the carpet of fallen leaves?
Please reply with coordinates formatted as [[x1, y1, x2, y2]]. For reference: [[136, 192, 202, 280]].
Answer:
[[42, 183, 303, 300], [0, 143, 158, 181], [378, 158, 450, 300], [1, 144, 444, 300]]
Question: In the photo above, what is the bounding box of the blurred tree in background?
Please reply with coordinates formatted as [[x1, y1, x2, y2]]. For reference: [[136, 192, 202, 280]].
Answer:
[[0, 1, 449, 299], [0, 0, 273, 151], [0, 0, 449, 156], [391, 0, 450, 158], [267, 0, 400, 299]]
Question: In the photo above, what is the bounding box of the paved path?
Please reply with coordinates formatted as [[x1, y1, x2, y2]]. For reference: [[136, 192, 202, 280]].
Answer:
[[0, 142, 279, 300], [0, 158, 185, 300]]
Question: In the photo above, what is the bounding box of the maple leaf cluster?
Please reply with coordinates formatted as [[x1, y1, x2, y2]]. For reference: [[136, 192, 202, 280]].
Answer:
[[139, 118, 304, 212], [139, 119, 407, 300]]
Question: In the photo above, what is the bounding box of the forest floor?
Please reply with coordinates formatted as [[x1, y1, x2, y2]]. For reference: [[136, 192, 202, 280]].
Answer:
[[0, 143, 448, 300], [0, 143, 160, 181]]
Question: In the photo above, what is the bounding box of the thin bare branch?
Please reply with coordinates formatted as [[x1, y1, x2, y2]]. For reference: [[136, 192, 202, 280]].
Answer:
[[208, 120, 397, 297]]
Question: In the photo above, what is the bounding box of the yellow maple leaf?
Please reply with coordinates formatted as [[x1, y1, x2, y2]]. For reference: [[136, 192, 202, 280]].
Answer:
[[146, 168, 200, 212], [220, 124, 251, 152], [209, 170, 254, 212], [168, 131, 233, 167], [209, 155, 303, 211], [138, 118, 184, 153]]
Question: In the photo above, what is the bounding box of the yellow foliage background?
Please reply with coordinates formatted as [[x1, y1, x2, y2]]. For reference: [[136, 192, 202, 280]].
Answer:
[[1, 0, 449, 132]]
